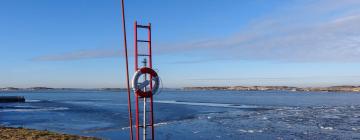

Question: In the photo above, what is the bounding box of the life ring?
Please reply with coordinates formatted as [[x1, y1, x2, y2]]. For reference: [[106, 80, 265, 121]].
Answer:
[[131, 67, 160, 98]]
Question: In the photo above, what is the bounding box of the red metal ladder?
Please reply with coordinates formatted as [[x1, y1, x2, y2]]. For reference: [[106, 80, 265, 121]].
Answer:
[[134, 21, 155, 140]]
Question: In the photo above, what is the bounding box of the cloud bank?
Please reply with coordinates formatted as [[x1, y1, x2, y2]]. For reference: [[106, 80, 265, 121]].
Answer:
[[173, 0, 360, 62], [34, 0, 360, 63]]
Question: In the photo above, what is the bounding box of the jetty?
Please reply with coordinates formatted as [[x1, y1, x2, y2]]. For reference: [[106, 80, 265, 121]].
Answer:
[[0, 96, 25, 103]]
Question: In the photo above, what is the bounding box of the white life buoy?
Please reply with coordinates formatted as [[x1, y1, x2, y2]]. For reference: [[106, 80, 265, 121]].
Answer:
[[131, 67, 160, 98]]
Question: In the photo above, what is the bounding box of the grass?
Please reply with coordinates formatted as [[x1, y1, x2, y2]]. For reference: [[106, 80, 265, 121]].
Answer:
[[0, 126, 101, 140]]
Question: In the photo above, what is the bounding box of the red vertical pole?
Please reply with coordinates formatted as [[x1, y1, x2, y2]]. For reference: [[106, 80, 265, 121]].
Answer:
[[135, 21, 138, 71], [120, 0, 134, 140], [148, 23, 152, 68], [148, 23, 155, 140], [134, 21, 140, 140]]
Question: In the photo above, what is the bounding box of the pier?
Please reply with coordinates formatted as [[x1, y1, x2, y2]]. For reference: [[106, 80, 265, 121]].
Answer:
[[0, 96, 25, 103]]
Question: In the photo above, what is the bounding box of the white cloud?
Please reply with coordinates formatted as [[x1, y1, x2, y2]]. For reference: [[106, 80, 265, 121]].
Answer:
[[165, 0, 360, 63], [33, 0, 360, 63], [32, 48, 122, 61]]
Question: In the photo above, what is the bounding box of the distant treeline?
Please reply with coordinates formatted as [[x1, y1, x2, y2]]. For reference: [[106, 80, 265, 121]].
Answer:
[[184, 86, 360, 92]]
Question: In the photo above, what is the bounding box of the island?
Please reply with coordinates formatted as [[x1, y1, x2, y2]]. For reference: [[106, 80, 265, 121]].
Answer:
[[184, 85, 360, 92]]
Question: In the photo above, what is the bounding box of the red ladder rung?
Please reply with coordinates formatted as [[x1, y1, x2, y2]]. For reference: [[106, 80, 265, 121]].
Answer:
[[138, 124, 153, 128], [137, 40, 150, 43], [137, 25, 150, 29], [138, 54, 150, 56]]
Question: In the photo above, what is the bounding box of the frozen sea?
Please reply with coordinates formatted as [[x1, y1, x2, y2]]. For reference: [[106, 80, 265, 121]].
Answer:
[[1, 90, 360, 140]]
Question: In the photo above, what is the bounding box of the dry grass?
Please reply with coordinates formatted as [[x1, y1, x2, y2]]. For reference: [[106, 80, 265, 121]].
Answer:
[[0, 127, 100, 140]]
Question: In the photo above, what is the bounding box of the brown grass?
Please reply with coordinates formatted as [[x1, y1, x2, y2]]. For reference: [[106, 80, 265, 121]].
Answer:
[[0, 127, 101, 140]]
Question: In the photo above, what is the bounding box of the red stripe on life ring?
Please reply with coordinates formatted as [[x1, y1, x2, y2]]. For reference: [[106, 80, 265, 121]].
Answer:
[[140, 67, 158, 77], [135, 89, 152, 98]]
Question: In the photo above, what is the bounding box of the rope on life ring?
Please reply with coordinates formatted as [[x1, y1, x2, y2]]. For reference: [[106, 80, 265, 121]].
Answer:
[[131, 67, 160, 98]]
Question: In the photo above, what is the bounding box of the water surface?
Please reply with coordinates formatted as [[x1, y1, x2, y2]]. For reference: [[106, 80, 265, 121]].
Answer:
[[1, 90, 360, 139]]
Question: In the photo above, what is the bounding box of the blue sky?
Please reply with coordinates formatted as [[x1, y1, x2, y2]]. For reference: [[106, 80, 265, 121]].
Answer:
[[1, 0, 360, 88]]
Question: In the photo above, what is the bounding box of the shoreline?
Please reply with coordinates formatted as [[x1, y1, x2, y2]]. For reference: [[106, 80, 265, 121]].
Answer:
[[2, 85, 360, 93], [0, 126, 100, 140], [184, 85, 360, 93]]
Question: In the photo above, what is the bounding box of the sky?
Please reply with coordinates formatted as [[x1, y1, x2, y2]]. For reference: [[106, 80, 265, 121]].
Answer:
[[1, 0, 360, 88]]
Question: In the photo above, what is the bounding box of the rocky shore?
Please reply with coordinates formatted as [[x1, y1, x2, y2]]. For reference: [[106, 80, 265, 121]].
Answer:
[[0, 126, 100, 140], [184, 85, 360, 92], [0, 87, 127, 92]]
